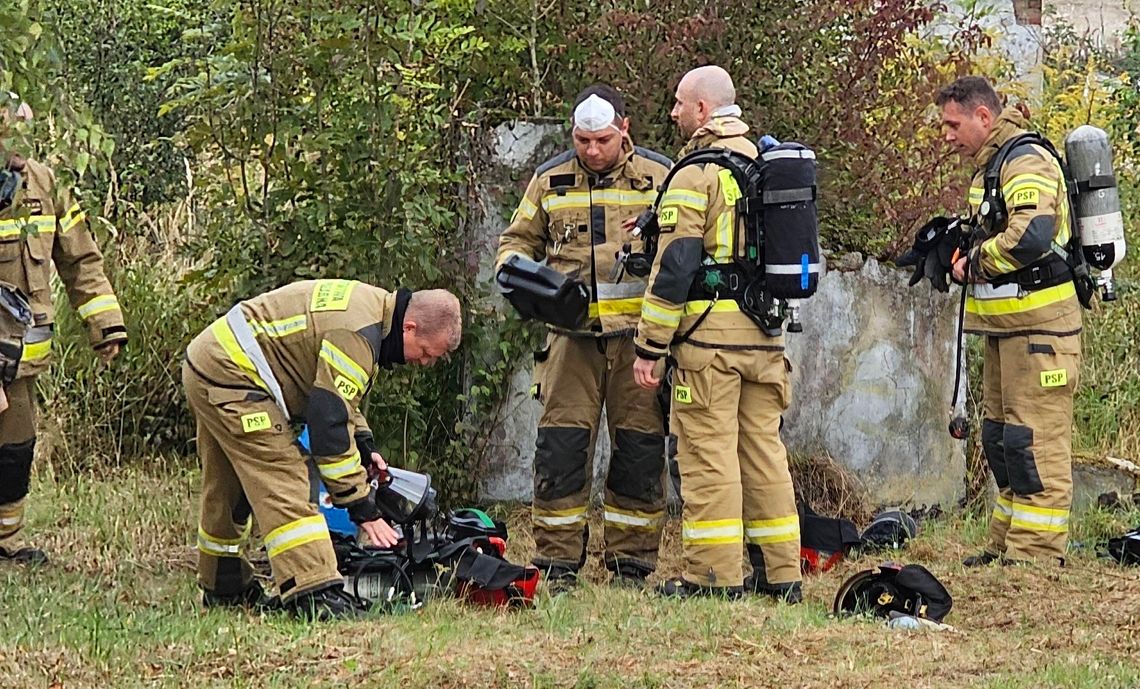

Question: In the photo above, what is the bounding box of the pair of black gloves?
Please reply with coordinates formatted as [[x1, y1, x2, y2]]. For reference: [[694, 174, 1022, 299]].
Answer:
[[895, 216, 967, 293]]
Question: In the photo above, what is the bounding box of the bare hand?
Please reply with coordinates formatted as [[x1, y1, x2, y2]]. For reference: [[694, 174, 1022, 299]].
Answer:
[[359, 517, 400, 548], [0, 386, 8, 414], [951, 256, 968, 284], [96, 342, 122, 364], [621, 216, 638, 233], [633, 356, 661, 389]]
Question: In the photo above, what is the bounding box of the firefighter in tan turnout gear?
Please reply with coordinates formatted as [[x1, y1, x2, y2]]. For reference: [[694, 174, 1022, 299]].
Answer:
[[0, 97, 127, 566], [182, 280, 461, 619], [495, 84, 673, 590], [939, 77, 1080, 565], [633, 66, 802, 601]]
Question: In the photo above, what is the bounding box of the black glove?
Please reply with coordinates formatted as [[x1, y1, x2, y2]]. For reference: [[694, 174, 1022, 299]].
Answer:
[[896, 217, 960, 293]]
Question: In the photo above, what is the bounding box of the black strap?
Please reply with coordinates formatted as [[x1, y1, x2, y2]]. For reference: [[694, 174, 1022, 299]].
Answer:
[[989, 253, 1073, 291]]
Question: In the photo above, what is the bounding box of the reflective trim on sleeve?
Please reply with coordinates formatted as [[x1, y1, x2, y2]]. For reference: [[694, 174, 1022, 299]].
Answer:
[[250, 314, 308, 338], [659, 189, 709, 212], [319, 340, 369, 389], [640, 301, 683, 328], [514, 196, 539, 222], [60, 204, 87, 233], [318, 451, 363, 481], [77, 294, 121, 320]]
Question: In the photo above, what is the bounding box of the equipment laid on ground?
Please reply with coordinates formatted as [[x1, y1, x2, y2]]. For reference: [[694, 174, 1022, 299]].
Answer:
[[1103, 524, 1140, 566], [620, 135, 822, 336], [859, 509, 919, 551], [833, 562, 953, 623], [798, 502, 861, 573]]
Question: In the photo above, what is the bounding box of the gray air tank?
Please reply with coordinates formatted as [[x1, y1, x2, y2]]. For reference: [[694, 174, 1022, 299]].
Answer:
[[1064, 125, 1126, 272]]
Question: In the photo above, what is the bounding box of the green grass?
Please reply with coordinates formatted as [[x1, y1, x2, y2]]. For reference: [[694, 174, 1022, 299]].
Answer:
[[1, 465, 1138, 688]]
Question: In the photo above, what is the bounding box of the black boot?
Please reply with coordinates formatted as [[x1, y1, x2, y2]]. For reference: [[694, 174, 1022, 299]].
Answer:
[[606, 557, 652, 589], [285, 582, 370, 621], [962, 551, 1000, 567], [0, 545, 47, 566], [744, 545, 801, 603], [744, 574, 803, 604], [541, 563, 580, 595], [202, 580, 278, 611], [656, 577, 742, 600]]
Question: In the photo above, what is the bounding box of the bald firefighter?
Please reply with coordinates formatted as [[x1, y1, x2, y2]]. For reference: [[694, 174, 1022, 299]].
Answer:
[[0, 97, 127, 565], [495, 84, 673, 590], [182, 280, 461, 619], [939, 77, 1080, 565], [633, 66, 801, 601]]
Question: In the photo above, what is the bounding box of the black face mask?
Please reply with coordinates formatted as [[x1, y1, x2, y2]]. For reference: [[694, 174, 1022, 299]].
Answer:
[[0, 169, 20, 212]]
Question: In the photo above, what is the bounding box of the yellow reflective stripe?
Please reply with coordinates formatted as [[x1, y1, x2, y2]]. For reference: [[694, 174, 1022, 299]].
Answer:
[[533, 505, 587, 527], [249, 314, 308, 338], [982, 238, 1019, 274], [1002, 173, 1059, 198], [968, 187, 984, 205], [966, 281, 1076, 316], [264, 515, 330, 558], [660, 189, 708, 212], [210, 318, 271, 393], [641, 301, 682, 328], [682, 518, 743, 545], [60, 204, 87, 233], [77, 294, 120, 319], [744, 515, 800, 544], [197, 527, 242, 557], [319, 340, 369, 389], [992, 495, 1013, 523], [683, 299, 741, 316], [318, 451, 362, 481], [0, 215, 55, 238], [1010, 504, 1068, 533], [542, 192, 591, 213], [713, 211, 733, 261], [591, 189, 656, 206], [603, 505, 664, 529], [596, 296, 643, 316], [515, 196, 539, 222], [20, 338, 51, 362]]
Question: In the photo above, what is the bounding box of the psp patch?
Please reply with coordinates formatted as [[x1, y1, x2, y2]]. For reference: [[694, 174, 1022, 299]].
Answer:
[[1040, 369, 1068, 388], [241, 412, 273, 433]]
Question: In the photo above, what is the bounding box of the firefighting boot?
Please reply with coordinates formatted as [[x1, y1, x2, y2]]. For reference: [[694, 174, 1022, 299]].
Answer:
[[0, 545, 47, 566], [962, 551, 1000, 567], [285, 582, 371, 621], [656, 577, 743, 600], [607, 560, 652, 590], [202, 580, 279, 612], [745, 546, 802, 604], [542, 563, 580, 596]]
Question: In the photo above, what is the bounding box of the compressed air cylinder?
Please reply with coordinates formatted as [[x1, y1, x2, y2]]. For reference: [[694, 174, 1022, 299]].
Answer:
[[1065, 125, 1126, 271]]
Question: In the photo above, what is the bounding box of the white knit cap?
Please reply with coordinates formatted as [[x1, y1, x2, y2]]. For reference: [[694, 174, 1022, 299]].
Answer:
[[572, 94, 621, 134]]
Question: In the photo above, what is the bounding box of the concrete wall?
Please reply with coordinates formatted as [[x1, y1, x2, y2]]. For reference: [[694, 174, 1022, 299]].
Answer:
[[473, 122, 966, 510]]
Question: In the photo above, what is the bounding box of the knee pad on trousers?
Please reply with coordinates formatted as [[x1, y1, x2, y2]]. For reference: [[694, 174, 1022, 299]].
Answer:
[[981, 419, 1009, 489], [0, 438, 35, 504], [534, 427, 590, 501], [607, 429, 665, 503], [1004, 423, 1044, 495]]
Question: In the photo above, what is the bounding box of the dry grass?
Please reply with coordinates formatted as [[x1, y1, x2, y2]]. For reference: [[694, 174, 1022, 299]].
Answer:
[[1, 465, 1138, 689]]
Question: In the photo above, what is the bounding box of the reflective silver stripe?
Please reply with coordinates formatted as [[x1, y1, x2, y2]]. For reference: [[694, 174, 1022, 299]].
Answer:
[[595, 281, 646, 300], [971, 283, 1021, 300], [25, 325, 51, 344], [533, 512, 587, 527], [0, 516, 22, 526], [766, 263, 822, 275], [225, 305, 290, 418], [603, 510, 657, 527], [761, 149, 816, 161], [762, 188, 814, 204], [994, 497, 1014, 517]]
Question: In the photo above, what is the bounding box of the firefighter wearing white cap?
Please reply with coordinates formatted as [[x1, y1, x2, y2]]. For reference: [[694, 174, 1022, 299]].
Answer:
[[495, 84, 673, 590]]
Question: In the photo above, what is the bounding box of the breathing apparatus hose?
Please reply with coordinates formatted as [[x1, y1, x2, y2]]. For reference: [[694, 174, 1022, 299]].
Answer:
[[948, 273, 969, 440]]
